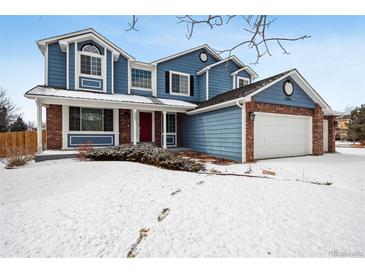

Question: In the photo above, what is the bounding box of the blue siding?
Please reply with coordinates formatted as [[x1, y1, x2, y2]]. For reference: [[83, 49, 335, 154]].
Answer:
[[156, 50, 219, 102], [208, 60, 240, 99], [114, 56, 128, 94], [179, 106, 242, 161], [77, 40, 104, 55], [68, 42, 75, 90], [131, 89, 152, 97], [198, 73, 207, 102], [253, 76, 316, 108], [68, 134, 114, 147], [47, 42, 66, 88], [237, 70, 252, 81], [107, 50, 112, 94], [79, 76, 103, 91]]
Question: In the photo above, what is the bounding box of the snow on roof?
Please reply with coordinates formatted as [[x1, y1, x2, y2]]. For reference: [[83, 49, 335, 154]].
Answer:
[[25, 86, 197, 109]]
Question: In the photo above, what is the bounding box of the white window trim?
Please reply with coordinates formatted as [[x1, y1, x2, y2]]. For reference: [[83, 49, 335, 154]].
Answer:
[[130, 62, 155, 94], [76, 45, 106, 93], [236, 76, 251, 88], [79, 52, 103, 79], [169, 70, 191, 97], [80, 78, 102, 89], [69, 107, 114, 133], [162, 112, 177, 147], [62, 106, 118, 149], [131, 67, 153, 91]]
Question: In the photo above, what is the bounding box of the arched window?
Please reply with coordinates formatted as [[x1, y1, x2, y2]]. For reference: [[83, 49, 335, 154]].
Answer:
[[81, 44, 100, 54], [80, 44, 102, 76]]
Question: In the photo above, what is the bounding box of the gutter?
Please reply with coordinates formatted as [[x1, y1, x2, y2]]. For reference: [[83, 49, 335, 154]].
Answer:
[[236, 99, 246, 163]]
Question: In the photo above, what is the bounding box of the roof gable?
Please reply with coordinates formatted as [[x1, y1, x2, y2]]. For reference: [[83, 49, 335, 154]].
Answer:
[[189, 69, 331, 115], [37, 28, 135, 61], [197, 56, 258, 79], [152, 44, 222, 65]]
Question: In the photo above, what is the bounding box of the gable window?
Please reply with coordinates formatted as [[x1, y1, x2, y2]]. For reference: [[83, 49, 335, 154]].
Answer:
[[237, 76, 250, 88], [170, 71, 190, 96], [80, 44, 102, 76], [69, 107, 113, 132], [131, 68, 152, 90]]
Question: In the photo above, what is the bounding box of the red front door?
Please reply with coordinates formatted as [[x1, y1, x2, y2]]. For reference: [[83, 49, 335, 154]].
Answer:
[[139, 112, 152, 142]]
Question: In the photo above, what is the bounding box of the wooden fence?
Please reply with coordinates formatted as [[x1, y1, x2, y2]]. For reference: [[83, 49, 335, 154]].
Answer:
[[0, 130, 46, 157]]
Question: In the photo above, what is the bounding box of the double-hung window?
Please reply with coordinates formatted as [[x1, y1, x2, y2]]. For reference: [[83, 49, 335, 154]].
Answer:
[[131, 68, 152, 90], [80, 44, 102, 76], [237, 76, 250, 88], [170, 71, 190, 96], [69, 107, 113, 132]]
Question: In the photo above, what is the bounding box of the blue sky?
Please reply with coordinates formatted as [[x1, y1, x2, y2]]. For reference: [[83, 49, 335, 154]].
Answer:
[[0, 15, 364, 122]]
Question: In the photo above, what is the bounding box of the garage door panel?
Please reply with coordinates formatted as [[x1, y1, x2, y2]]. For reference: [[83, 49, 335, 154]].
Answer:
[[254, 113, 312, 159]]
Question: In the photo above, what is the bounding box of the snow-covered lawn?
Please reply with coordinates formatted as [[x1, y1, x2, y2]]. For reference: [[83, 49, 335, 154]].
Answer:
[[1, 147, 364, 257]]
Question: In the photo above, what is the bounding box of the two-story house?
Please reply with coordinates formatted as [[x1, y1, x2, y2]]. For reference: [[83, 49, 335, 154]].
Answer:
[[25, 28, 337, 162]]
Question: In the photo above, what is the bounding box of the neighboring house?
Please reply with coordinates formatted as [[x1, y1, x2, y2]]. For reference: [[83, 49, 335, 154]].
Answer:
[[335, 114, 351, 140], [25, 28, 337, 162]]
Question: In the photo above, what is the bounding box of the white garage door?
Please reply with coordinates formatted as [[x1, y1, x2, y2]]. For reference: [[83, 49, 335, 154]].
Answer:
[[254, 112, 312, 160]]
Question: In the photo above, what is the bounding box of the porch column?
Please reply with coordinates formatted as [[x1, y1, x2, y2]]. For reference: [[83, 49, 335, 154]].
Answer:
[[36, 99, 43, 152], [162, 111, 167, 149], [133, 109, 137, 145]]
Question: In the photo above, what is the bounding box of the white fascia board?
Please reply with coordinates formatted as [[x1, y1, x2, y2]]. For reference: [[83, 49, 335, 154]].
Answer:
[[196, 56, 243, 75], [289, 70, 331, 110], [151, 44, 222, 65], [190, 70, 332, 115], [130, 61, 154, 70], [187, 98, 245, 115], [37, 29, 134, 61], [230, 66, 259, 80], [25, 94, 195, 113], [197, 55, 258, 80], [323, 109, 341, 116]]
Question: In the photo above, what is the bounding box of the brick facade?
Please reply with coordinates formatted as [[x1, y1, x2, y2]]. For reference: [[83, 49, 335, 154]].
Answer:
[[324, 115, 336, 153], [245, 100, 327, 162], [46, 104, 62, 149], [119, 109, 131, 144], [312, 105, 324, 155]]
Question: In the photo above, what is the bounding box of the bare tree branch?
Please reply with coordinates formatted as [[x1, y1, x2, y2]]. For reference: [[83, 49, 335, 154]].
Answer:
[[176, 15, 311, 64], [125, 15, 139, 32], [124, 15, 311, 64]]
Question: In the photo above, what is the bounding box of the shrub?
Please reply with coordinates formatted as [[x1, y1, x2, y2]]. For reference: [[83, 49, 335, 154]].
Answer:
[[77, 141, 94, 161], [85, 143, 204, 172], [5, 148, 33, 168]]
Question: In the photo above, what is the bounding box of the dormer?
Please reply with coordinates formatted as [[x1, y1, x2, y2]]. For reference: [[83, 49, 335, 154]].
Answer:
[[37, 28, 135, 94]]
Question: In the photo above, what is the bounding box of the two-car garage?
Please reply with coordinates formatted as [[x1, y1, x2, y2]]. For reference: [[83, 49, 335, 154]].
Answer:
[[253, 112, 313, 160]]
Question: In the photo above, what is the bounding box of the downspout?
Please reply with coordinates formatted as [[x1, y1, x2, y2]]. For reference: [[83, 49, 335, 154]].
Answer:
[[236, 99, 246, 163]]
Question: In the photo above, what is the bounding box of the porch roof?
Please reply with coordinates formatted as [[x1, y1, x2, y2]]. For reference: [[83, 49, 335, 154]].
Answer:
[[25, 85, 197, 112]]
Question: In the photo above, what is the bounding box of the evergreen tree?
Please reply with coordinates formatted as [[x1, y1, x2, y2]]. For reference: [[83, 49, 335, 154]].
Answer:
[[348, 104, 365, 144], [9, 116, 28, 132]]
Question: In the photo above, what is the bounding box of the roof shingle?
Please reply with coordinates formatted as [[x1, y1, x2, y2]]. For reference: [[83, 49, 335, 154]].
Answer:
[[196, 69, 295, 110]]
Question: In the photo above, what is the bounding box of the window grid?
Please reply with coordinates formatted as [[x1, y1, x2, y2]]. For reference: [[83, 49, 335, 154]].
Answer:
[[81, 55, 101, 76], [131, 68, 152, 89], [238, 78, 249, 88], [167, 114, 176, 133], [69, 107, 113, 132], [171, 73, 189, 95]]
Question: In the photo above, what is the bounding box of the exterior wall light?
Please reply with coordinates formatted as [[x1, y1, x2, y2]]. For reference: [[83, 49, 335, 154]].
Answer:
[[249, 112, 256, 122]]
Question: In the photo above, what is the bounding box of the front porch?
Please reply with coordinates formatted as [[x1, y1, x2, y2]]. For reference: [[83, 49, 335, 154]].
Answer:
[[26, 86, 196, 152]]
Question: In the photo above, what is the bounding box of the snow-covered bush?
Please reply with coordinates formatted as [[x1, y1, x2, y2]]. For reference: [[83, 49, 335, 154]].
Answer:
[[5, 148, 33, 168], [85, 144, 204, 172]]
